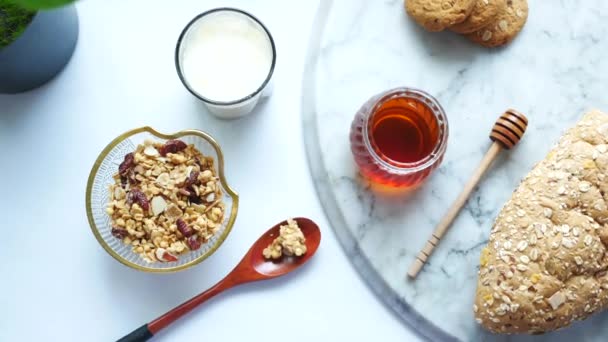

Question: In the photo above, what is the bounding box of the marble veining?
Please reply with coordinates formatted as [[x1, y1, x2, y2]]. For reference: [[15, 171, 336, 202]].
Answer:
[[302, 0, 608, 341]]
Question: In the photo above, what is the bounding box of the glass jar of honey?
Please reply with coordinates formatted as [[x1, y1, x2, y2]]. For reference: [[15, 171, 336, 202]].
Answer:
[[349, 87, 448, 188]]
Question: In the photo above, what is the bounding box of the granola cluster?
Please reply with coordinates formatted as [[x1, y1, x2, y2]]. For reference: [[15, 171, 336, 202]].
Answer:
[[106, 139, 225, 263], [263, 219, 307, 260]]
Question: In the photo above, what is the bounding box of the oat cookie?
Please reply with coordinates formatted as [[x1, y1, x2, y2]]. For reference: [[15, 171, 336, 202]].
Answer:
[[466, 0, 528, 47], [405, 0, 476, 32], [475, 110, 608, 334], [450, 0, 506, 34]]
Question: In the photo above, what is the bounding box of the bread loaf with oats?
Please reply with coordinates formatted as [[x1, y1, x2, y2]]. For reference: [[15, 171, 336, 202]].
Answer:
[[474, 110, 608, 334]]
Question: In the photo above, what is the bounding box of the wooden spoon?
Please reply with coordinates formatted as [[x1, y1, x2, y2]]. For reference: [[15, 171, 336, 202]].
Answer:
[[118, 217, 321, 342]]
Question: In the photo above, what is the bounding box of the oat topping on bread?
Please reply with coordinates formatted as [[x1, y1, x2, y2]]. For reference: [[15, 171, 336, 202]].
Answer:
[[475, 110, 608, 334]]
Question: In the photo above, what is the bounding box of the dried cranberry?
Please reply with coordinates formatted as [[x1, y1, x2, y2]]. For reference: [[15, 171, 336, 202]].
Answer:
[[120, 176, 128, 188], [176, 218, 194, 237], [159, 140, 187, 156], [189, 194, 202, 204], [128, 172, 139, 186], [187, 186, 202, 204], [118, 153, 134, 176], [194, 157, 204, 169], [128, 188, 150, 211], [111, 227, 128, 239], [186, 236, 201, 250], [183, 171, 200, 188], [160, 250, 178, 262], [177, 184, 201, 204]]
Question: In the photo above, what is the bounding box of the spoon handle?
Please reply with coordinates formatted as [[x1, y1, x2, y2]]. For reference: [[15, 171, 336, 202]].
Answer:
[[116, 324, 153, 342], [407, 143, 502, 279], [407, 110, 528, 279], [117, 277, 237, 341]]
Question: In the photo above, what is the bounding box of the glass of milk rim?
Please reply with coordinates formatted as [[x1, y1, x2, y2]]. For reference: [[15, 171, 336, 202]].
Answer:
[[175, 8, 276, 119]]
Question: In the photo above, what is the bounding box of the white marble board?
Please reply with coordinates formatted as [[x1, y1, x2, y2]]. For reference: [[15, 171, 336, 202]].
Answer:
[[302, 0, 608, 341]]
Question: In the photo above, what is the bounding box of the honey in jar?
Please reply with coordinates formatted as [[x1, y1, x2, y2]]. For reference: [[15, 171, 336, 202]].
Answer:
[[350, 88, 448, 188]]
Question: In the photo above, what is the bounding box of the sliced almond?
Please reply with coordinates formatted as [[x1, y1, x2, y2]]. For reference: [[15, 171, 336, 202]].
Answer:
[[206, 192, 216, 203], [151, 196, 167, 216], [144, 145, 159, 157], [156, 173, 171, 188]]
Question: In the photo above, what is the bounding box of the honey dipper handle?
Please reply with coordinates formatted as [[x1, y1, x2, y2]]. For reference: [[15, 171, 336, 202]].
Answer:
[[407, 142, 503, 279]]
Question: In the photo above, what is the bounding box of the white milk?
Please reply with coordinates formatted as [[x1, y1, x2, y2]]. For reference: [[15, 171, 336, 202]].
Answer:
[[178, 10, 274, 116]]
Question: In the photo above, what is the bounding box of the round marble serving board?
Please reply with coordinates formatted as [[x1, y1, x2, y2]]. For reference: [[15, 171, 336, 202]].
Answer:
[[302, 0, 608, 341]]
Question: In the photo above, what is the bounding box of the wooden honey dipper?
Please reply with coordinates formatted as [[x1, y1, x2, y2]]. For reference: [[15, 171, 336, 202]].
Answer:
[[407, 109, 528, 279]]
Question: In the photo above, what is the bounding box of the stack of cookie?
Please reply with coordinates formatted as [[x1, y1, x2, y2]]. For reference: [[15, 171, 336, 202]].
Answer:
[[405, 0, 528, 48]]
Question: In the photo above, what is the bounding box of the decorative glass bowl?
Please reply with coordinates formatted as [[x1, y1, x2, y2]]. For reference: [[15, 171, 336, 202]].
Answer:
[[86, 127, 239, 272]]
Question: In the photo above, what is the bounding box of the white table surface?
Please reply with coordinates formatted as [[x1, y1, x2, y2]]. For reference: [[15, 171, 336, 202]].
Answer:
[[0, 0, 419, 341]]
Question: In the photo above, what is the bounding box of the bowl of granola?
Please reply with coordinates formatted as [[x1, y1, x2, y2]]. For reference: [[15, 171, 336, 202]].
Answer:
[[86, 127, 239, 272]]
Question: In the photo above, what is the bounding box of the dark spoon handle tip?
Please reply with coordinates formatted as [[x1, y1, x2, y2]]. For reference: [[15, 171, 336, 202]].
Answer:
[[117, 324, 153, 342]]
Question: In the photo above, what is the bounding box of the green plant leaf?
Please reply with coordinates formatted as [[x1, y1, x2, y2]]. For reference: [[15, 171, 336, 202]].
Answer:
[[9, 0, 76, 10], [0, 0, 35, 48]]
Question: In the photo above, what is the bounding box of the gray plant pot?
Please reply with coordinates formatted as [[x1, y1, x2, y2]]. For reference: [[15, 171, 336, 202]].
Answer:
[[0, 4, 79, 94]]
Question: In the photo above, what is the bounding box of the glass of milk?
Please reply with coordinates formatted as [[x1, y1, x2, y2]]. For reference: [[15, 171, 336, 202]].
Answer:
[[175, 8, 276, 119]]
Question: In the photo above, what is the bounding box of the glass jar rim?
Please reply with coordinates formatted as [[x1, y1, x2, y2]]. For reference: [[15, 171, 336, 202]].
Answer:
[[174, 7, 277, 106], [362, 87, 449, 175]]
